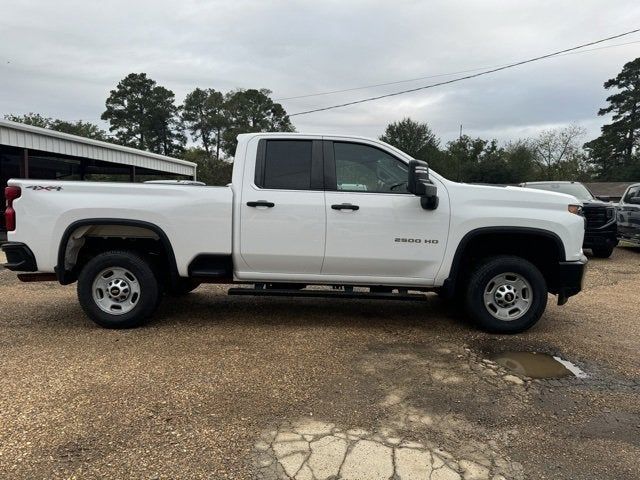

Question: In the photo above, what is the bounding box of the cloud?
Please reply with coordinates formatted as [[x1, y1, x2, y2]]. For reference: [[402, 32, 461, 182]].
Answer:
[[1, 0, 639, 144]]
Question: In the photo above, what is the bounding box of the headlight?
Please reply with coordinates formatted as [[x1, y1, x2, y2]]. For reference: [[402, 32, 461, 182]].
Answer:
[[606, 207, 615, 219], [568, 204, 583, 216]]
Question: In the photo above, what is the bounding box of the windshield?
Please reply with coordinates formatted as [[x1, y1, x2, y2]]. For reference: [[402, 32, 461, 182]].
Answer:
[[525, 183, 593, 201]]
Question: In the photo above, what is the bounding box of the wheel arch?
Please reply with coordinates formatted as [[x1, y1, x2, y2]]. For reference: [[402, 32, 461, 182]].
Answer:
[[56, 218, 179, 286], [442, 226, 567, 297]]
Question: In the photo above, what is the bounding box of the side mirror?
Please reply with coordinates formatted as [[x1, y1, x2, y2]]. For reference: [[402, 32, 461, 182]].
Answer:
[[596, 195, 611, 202], [408, 160, 438, 210]]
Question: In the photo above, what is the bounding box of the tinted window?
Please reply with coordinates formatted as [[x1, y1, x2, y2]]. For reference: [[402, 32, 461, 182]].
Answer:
[[28, 154, 81, 180], [262, 140, 312, 190], [334, 142, 409, 193], [624, 186, 640, 203]]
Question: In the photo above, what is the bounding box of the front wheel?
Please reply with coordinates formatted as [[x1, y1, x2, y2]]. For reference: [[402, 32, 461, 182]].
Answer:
[[77, 250, 160, 328], [465, 255, 547, 333], [591, 246, 614, 258]]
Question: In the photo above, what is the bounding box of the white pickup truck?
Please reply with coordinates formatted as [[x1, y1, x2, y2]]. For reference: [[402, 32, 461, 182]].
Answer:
[[2, 133, 587, 333]]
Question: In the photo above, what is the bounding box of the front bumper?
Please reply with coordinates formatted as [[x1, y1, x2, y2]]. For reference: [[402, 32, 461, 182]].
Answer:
[[1, 242, 38, 272], [555, 255, 587, 305]]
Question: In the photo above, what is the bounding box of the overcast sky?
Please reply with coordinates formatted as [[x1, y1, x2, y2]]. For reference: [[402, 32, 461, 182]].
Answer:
[[1, 0, 639, 146]]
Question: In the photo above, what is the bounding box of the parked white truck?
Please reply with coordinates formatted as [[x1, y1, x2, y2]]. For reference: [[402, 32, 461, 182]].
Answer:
[[2, 133, 587, 333]]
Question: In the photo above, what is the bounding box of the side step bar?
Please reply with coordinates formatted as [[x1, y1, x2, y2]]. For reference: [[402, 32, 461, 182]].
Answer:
[[227, 287, 428, 301]]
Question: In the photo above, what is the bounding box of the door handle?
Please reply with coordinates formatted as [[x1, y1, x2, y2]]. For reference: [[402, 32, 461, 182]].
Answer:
[[247, 200, 275, 208], [331, 203, 359, 211]]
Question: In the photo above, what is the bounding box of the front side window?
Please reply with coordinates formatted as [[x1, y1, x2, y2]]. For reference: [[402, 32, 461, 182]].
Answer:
[[624, 186, 640, 203], [260, 140, 313, 190], [333, 142, 409, 193]]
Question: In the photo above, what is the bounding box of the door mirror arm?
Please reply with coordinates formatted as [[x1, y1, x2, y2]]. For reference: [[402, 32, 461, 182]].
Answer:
[[407, 160, 438, 210]]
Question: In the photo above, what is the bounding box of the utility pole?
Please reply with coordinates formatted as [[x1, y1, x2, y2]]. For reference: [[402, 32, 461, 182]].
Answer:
[[457, 124, 463, 182]]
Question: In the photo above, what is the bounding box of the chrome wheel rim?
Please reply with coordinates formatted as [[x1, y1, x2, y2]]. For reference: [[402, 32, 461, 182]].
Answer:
[[483, 272, 532, 321], [92, 267, 140, 315]]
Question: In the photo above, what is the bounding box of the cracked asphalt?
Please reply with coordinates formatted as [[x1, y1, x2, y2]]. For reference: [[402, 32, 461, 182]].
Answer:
[[0, 246, 639, 479]]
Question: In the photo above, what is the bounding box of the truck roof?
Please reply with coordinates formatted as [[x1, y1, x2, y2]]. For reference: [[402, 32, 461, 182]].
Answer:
[[236, 132, 417, 162], [238, 132, 385, 141]]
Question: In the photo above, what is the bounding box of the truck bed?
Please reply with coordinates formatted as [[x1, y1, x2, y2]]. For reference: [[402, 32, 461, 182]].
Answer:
[[6, 179, 233, 276]]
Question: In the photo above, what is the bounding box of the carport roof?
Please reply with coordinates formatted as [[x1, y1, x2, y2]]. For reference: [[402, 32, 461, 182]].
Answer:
[[0, 119, 196, 177]]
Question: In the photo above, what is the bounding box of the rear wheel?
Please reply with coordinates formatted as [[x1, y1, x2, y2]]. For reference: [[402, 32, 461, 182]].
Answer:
[[591, 246, 614, 258], [465, 255, 547, 333], [77, 250, 160, 328]]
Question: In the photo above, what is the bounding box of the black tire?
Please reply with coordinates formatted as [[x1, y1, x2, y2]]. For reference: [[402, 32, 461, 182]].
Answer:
[[464, 255, 547, 334], [77, 250, 160, 329], [591, 246, 614, 258], [167, 278, 201, 296]]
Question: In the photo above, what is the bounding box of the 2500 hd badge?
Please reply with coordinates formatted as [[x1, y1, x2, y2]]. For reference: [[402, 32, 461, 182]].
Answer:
[[395, 238, 439, 244]]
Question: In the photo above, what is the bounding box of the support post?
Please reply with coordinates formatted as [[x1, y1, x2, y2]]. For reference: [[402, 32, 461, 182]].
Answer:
[[79, 158, 86, 180], [20, 148, 30, 179]]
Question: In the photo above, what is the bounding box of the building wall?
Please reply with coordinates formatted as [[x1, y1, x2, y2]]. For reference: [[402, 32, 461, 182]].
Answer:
[[0, 121, 195, 177], [0, 144, 191, 231]]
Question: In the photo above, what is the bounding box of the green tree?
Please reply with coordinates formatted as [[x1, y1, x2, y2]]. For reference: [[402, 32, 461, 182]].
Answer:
[[379, 117, 440, 160], [585, 57, 640, 180], [221, 88, 294, 156], [5, 113, 108, 140], [442, 135, 496, 182], [4, 112, 51, 128], [49, 119, 108, 141], [145, 85, 186, 156], [181, 88, 227, 158], [502, 140, 538, 183], [181, 147, 233, 185], [442, 136, 536, 184], [101, 73, 185, 155]]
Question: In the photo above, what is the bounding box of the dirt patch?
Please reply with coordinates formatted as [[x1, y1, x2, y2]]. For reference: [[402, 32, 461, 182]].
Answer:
[[0, 248, 639, 479]]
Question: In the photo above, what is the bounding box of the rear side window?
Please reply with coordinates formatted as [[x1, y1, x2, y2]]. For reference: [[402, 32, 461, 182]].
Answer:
[[258, 140, 313, 190]]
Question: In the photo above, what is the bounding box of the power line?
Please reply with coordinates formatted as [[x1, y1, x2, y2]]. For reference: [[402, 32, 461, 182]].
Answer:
[[276, 39, 640, 101], [287, 28, 640, 117]]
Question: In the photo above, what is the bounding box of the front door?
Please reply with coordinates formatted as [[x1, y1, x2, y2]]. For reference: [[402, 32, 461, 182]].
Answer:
[[239, 138, 326, 275], [322, 139, 449, 283], [618, 185, 640, 241]]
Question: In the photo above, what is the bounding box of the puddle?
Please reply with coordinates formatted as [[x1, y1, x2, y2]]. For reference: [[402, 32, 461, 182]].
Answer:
[[489, 351, 588, 379]]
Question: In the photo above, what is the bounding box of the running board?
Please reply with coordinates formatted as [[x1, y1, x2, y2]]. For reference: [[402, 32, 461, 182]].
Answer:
[[227, 287, 428, 301]]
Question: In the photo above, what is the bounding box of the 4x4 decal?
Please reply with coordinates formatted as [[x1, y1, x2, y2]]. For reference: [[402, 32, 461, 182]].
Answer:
[[25, 185, 63, 191]]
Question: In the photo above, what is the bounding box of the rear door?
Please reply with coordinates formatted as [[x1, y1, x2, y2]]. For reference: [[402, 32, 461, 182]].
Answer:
[[321, 139, 449, 283], [239, 138, 326, 275]]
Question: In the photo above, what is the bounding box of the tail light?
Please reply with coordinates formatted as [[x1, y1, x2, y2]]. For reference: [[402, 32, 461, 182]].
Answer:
[[5, 186, 21, 232]]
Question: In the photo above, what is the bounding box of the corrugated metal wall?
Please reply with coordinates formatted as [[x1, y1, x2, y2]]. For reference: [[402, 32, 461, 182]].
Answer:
[[0, 122, 196, 177]]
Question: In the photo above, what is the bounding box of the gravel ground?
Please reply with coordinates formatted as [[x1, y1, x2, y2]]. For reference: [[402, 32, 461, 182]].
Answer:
[[0, 247, 639, 479]]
